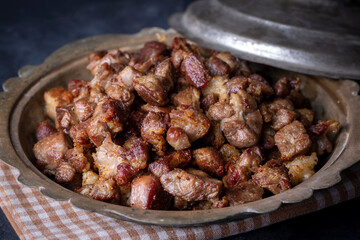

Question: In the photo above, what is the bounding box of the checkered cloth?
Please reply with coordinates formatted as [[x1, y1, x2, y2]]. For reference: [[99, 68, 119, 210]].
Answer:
[[0, 161, 359, 240]]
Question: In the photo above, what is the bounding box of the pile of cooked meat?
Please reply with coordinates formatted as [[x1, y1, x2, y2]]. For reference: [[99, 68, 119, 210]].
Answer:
[[33, 37, 339, 210]]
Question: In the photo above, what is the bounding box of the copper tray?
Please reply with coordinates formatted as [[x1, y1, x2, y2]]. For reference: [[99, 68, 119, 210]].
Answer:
[[0, 28, 359, 226]]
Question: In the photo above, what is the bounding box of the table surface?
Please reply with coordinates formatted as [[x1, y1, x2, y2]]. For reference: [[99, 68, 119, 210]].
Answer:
[[0, 1, 359, 239]]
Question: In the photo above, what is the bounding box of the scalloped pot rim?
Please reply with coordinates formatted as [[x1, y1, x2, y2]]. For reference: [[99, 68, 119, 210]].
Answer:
[[0, 28, 359, 226]]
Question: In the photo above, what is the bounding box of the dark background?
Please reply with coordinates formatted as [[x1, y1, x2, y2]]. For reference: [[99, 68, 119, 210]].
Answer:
[[0, 1, 359, 239]]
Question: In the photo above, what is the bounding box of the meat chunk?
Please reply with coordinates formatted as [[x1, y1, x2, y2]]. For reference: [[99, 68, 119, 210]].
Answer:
[[272, 108, 297, 130], [193, 147, 224, 177], [122, 136, 150, 170], [78, 178, 117, 202], [129, 175, 172, 210], [201, 93, 218, 111], [171, 86, 200, 110], [246, 74, 274, 101], [260, 124, 276, 150], [284, 152, 318, 186], [54, 161, 76, 183], [65, 147, 90, 173], [201, 76, 228, 102], [219, 144, 240, 163], [181, 53, 210, 88], [148, 150, 191, 178], [308, 120, 339, 156], [252, 160, 291, 194], [160, 168, 222, 201], [223, 165, 251, 189], [114, 65, 142, 92], [236, 146, 264, 172], [274, 120, 312, 160], [220, 91, 263, 149], [35, 120, 57, 141], [73, 98, 96, 122], [166, 127, 191, 151], [132, 41, 169, 66], [104, 83, 134, 108], [44, 87, 73, 121], [93, 136, 127, 179], [169, 106, 211, 143], [207, 102, 234, 121], [226, 76, 248, 94], [56, 105, 79, 134], [68, 80, 90, 99], [33, 132, 69, 175], [226, 180, 264, 206], [141, 112, 168, 156], [133, 75, 170, 106], [207, 121, 226, 149], [86, 117, 110, 147], [69, 121, 94, 149]]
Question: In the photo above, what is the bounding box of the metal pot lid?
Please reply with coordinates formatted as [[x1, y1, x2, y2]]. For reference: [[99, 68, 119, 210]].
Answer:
[[169, 0, 360, 80]]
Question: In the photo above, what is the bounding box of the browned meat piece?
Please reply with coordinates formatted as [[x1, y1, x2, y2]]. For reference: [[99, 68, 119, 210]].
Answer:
[[78, 178, 117, 202], [201, 93, 218, 111], [274, 77, 291, 98], [296, 108, 314, 128], [170, 106, 211, 143], [154, 58, 174, 89], [214, 52, 238, 75], [207, 121, 226, 149], [54, 161, 76, 183], [308, 120, 339, 156], [272, 108, 297, 130], [236, 146, 264, 172], [104, 83, 134, 108], [219, 144, 240, 162], [69, 121, 94, 149], [160, 168, 222, 201], [226, 76, 248, 94], [166, 127, 191, 151], [130, 41, 169, 73], [171, 86, 200, 109], [226, 180, 264, 206], [36, 120, 57, 141], [133, 75, 170, 106], [44, 87, 73, 121], [260, 124, 276, 150], [219, 90, 263, 149], [113, 65, 142, 92], [141, 103, 171, 114], [223, 165, 251, 189], [114, 162, 137, 186], [207, 102, 234, 121], [86, 117, 110, 147], [285, 152, 318, 186], [65, 147, 90, 173], [149, 150, 191, 178], [129, 175, 172, 210], [87, 49, 130, 76], [171, 37, 200, 54], [68, 80, 90, 99], [260, 98, 296, 129], [33, 132, 69, 175], [247, 74, 274, 101], [201, 76, 228, 102], [274, 120, 312, 160], [73, 98, 96, 122], [206, 53, 231, 76], [181, 53, 210, 88], [93, 135, 127, 179], [252, 160, 291, 194], [287, 89, 310, 109], [55, 105, 78, 134], [193, 147, 225, 177], [92, 97, 129, 135], [86, 50, 108, 75], [141, 112, 168, 156], [133, 41, 169, 65], [171, 48, 188, 70], [122, 136, 150, 170], [122, 110, 146, 136], [148, 158, 171, 178]]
